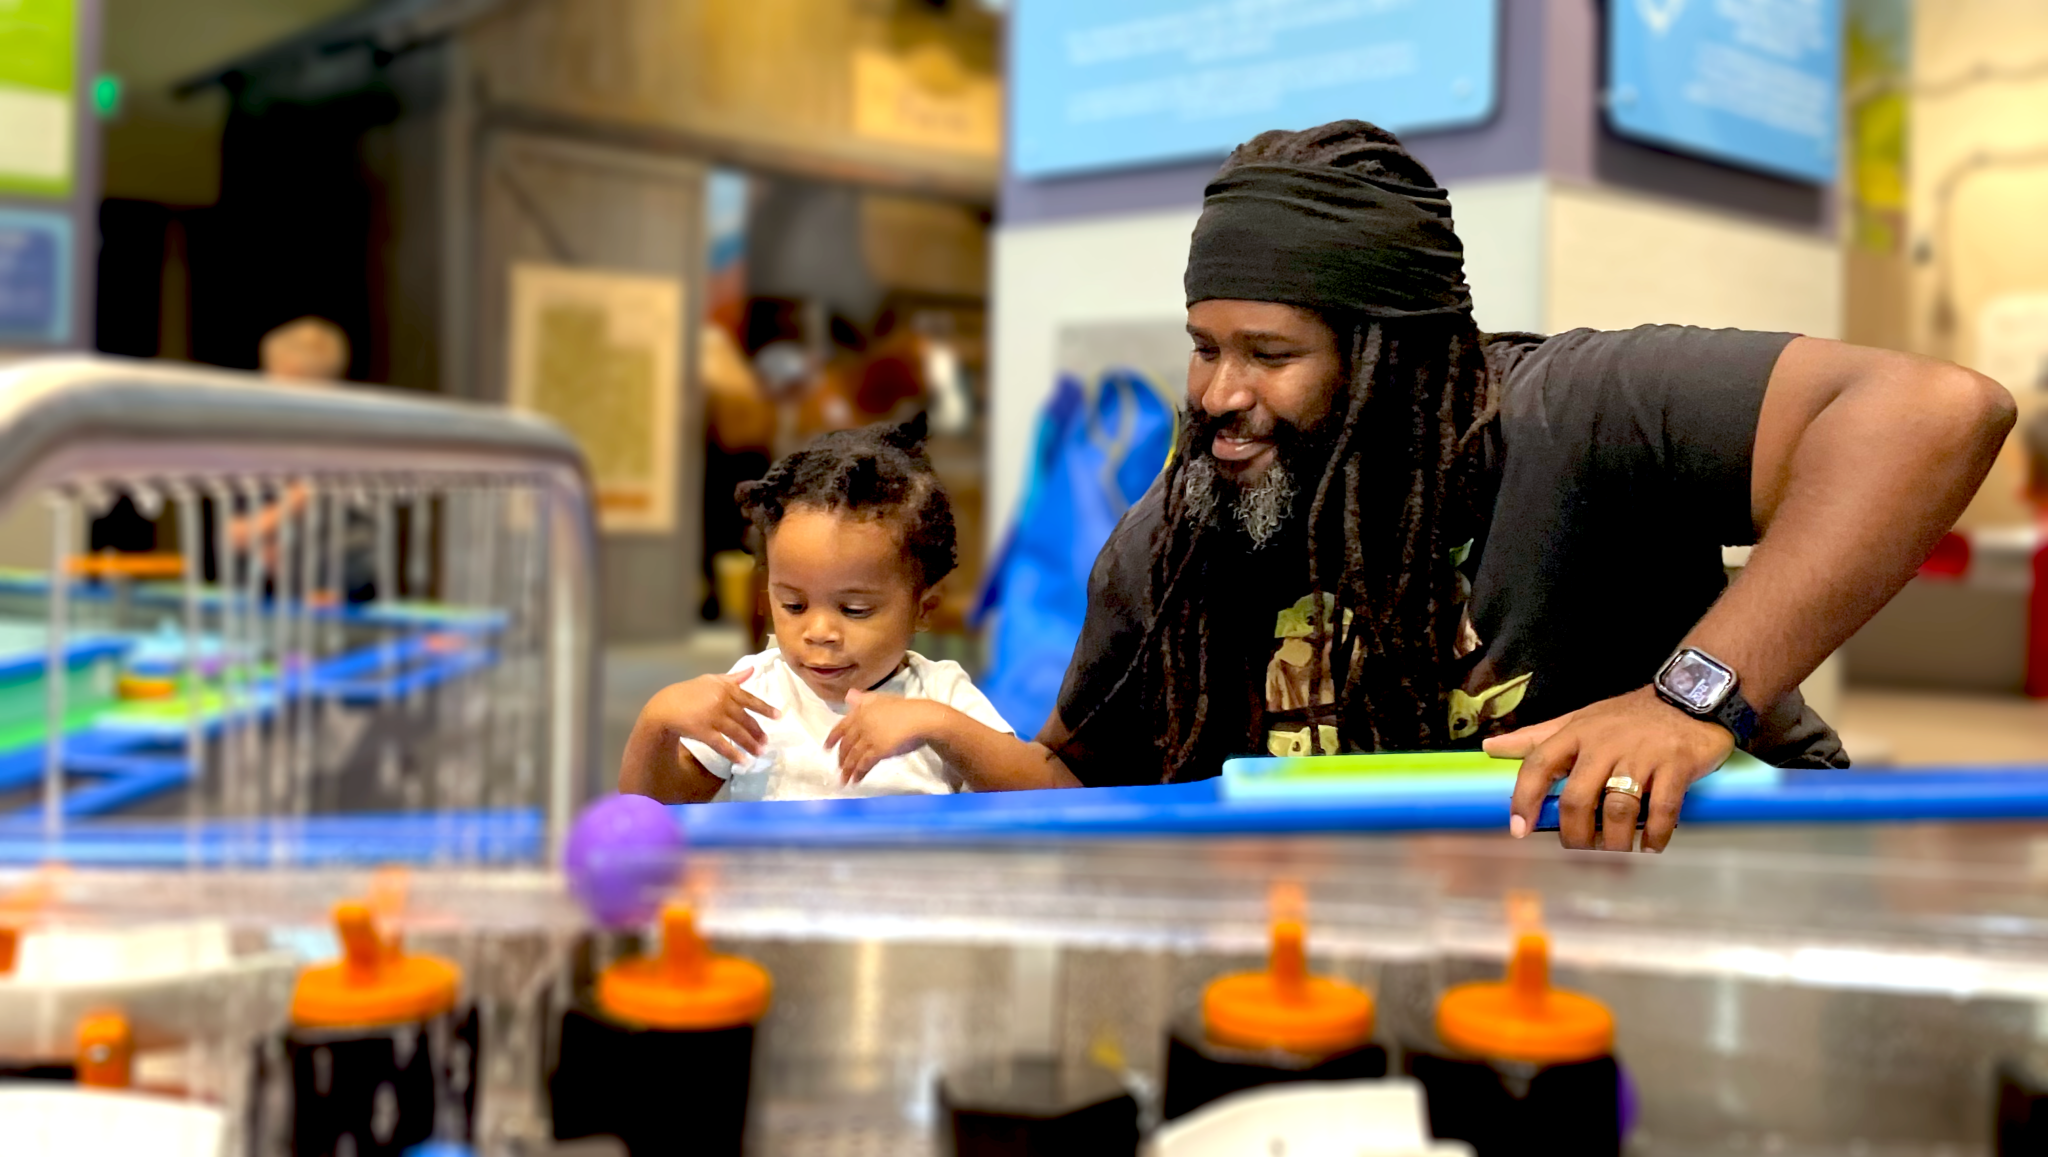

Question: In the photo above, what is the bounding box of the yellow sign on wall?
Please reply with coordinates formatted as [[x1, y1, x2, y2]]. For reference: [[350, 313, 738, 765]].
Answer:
[[507, 264, 684, 536], [0, 0, 76, 198], [852, 43, 1000, 158]]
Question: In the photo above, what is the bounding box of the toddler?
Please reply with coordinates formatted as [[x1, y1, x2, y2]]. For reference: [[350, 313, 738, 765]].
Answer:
[[619, 417, 1077, 802]]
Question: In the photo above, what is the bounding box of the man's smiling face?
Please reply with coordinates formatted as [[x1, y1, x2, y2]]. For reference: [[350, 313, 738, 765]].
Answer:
[[1185, 299, 1346, 481], [1183, 300, 1348, 544]]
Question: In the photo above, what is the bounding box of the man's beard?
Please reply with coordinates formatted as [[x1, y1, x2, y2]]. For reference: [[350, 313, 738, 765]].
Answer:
[[1178, 410, 1331, 549]]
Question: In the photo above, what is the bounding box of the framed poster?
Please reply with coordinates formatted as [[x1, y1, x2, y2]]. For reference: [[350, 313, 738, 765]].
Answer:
[[0, 208, 70, 345], [507, 264, 684, 535], [0, 0, 76, 198], [1009, 0, 1499, 180], [1606, 0, 1842, 185]]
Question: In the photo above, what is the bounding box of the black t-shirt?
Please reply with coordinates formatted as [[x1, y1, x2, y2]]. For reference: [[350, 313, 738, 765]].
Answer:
[[1048, 324, 1849, 786]]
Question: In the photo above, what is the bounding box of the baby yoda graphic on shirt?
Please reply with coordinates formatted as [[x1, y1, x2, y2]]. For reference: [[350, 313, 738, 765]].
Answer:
[[1264, 593, 1351, 757], [1261, 590, 1534, 755]]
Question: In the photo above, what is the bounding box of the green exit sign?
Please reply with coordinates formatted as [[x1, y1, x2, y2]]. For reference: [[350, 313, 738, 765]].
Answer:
[[91, 71, 118, 119]]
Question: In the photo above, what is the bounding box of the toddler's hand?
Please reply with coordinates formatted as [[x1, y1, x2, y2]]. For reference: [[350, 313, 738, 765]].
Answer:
[[639, 668, 780, 767], [825, 691, 944, 785]]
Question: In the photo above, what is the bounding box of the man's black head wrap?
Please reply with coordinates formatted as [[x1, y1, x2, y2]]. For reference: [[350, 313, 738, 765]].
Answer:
[[1184, 131, 1472, 317]]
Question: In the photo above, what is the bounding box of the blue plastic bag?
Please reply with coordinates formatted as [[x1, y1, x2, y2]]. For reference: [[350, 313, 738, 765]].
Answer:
[[975, 369, 1177, 738]]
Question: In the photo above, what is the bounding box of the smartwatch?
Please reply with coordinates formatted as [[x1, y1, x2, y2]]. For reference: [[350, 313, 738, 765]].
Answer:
[[1653, 646, 1758, 747]]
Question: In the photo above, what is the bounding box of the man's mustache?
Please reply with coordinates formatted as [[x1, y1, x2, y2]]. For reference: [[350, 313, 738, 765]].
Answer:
[[1189, 410, 1318, 454]]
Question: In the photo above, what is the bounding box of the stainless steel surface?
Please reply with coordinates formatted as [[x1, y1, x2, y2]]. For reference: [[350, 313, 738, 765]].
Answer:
[[20, 824, 2048, 1153]]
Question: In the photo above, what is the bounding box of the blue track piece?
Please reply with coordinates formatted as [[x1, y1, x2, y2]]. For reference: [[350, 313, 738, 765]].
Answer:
[[0, 635, 128, 681], [0, 731, 163, 793], [0, 631, 498, 819], [313, 649, 496, 704], [0, 573, 512, 634], [0, 808, 546, 866], [52, 765, 192, 818]]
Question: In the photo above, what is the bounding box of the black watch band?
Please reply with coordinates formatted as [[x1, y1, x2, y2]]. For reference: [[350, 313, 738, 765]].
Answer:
[[1654, 647, 1760, 747], [1706, 689, 1759, 747]]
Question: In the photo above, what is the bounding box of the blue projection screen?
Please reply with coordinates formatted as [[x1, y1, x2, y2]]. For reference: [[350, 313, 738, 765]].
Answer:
[[1009, 0, 1500, 181], [1605, 0, 1842, 185]]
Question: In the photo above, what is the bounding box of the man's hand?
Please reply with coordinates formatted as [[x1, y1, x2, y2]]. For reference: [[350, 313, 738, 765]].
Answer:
[[639, 668, 779, 766], [1488, 687, 1734, 853], [825, 691, 947, 785]]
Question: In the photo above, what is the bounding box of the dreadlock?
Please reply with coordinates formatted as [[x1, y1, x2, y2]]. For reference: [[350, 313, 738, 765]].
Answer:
[[1077, 123, 1500, 781]]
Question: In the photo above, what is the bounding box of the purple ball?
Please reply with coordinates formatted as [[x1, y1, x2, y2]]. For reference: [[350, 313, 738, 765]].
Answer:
[[562, 794, 686, 927]]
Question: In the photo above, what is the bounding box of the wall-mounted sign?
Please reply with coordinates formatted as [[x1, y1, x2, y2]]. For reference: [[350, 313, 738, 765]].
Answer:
[[1010, 0, 1499, 180], [507, 264, 683, 535], [0, 0, 76, 198], [0, 208, 71, 345], [1606, 0, 1842, 185], [853, 44, 1001, 158]]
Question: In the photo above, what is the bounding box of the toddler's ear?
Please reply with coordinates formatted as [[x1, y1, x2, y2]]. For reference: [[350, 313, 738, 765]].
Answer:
[[917, 582, 944, 627]]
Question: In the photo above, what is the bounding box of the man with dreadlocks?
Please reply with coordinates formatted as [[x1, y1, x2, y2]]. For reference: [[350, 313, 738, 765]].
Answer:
[[1031, 121, 2014, 854]]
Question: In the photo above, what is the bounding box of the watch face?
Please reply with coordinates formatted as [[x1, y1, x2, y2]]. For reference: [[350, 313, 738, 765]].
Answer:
[[1663, 651, 1734, 712]]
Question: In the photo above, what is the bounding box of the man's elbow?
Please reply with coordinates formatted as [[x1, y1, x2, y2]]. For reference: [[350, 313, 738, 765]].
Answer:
[[1931, 365, 2016, 458], [1941, 364, 2007, 446]]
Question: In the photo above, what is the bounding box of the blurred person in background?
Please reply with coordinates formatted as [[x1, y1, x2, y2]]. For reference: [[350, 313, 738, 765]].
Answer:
[[222, 316, 377, 603], [87, 316, 354, 561], [259, 316, 350, 382]]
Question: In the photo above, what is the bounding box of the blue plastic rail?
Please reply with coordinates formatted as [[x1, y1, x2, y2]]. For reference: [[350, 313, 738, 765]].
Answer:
[[13, 761, 2048, 867]]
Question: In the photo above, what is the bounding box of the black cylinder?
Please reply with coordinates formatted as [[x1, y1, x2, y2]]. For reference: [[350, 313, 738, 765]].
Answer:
[[548, 1001, 755, 1157], [1161, 1018, 1388, 1122], [939, 1056, 1140, 1157], [1998, 1055, 2048, 1155], [1405, 1050, 1620, 1157], [250, 1006, 478, 1157]]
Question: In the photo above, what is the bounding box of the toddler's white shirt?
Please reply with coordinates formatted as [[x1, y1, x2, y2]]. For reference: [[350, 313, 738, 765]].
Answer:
[[680, 645, 1014, 801]]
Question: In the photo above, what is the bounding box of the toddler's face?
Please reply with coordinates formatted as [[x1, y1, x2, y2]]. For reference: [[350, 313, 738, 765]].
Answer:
[[764, 507, 935, 703]]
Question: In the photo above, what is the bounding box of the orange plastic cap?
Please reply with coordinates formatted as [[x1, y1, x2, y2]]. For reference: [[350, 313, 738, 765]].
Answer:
[[77, 1011, 134, 1088], [117, 674, 179, 701], [1437, 932, 1614, 1066], [597, 905, 772, 1031], [291, 901, 460, 1028], [67, 553, 185, 579], [0, 864, 63, 977], [1202, 912, 1375, 1055]]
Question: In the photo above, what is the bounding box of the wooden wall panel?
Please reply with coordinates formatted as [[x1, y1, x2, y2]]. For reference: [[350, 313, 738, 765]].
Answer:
[[465, 0, 999, 197]]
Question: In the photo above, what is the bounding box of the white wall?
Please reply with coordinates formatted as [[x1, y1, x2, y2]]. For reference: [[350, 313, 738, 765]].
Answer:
[[1546, 183, 1844, 338], [988, 206, 1198, 557], [1449, 175, 1550, 335]]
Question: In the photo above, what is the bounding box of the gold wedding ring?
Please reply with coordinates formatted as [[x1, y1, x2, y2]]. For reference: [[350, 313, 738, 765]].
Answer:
[[1602, 775, 1644, 801]]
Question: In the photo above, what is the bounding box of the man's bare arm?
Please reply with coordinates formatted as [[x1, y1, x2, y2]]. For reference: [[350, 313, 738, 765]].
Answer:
[[1501, 337, 2015, 851], [1707, 336, 2015, 706]]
